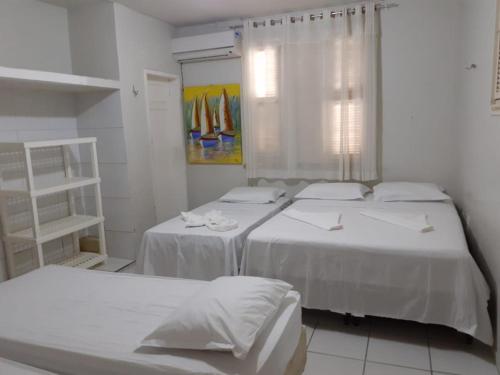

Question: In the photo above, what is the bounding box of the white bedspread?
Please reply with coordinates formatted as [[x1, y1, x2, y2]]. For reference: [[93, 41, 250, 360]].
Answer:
[[0, 266, 302, 375], [137, 197, 290, 280], [241, 199, 493, 345]]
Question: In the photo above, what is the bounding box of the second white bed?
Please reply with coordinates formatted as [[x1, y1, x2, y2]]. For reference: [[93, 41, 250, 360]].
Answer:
[[137, 197, 290, 280], [241, 198, 493, 345], [0, 266, 302, 375]]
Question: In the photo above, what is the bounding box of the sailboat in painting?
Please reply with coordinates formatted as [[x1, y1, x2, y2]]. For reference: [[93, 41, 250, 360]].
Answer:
[[189, 97, 201, 140], [199, 94, 219, 148], [213, 108, 220, 134], [218, 88, 236, 143]]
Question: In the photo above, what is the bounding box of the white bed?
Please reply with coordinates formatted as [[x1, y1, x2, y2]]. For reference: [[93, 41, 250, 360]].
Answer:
[[0, 266, 303, 375], [241, 198, 493, 345], [0, 358, 55, 375], [137, 197, 290, 280]]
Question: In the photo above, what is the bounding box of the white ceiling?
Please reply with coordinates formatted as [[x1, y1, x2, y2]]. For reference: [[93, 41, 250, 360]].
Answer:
[[114, 0, 354, 26], [42, 0, 354, 26], [41, 0, 102, 7]]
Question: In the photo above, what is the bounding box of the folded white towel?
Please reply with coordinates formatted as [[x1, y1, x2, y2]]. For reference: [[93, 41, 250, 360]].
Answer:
[[181, 210, 239, 232], [180, 212, 206, 227], [205, 210, 239, 232], [284, 208, 342, 231], [360, 209, 434, 233]]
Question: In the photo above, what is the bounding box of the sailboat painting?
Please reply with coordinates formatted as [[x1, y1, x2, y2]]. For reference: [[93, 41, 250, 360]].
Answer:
[[183, 84, 242, 164]]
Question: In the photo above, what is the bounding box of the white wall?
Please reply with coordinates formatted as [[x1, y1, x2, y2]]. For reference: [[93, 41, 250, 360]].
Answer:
[[181, 59, 247, 208], [113, 3, 182, 258], [455, 0, 500, 366], [66, 1, 134, 260], [0, 0, 72, 73], [68, 1, 120, 80], [176, 0, 463, 207], [380, 0, 462, 198], [0, 0, 78, 280]]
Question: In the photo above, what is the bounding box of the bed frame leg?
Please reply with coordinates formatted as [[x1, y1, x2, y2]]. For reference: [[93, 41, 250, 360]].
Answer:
[[344, 313, 351, 326], [465, 334, 473, 345]]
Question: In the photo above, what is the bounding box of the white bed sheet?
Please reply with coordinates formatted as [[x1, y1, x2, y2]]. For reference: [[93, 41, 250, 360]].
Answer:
[[241, 198, 493, 345], [137, 197, 290, 280], [0, 266, 302, 375], [0, 358, 55, 375]]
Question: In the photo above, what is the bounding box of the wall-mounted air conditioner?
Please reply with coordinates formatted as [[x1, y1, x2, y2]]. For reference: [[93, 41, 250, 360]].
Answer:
[[172, 30, 242, 63]]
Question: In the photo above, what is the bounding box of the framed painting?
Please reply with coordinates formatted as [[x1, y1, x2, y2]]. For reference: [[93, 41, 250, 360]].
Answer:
[[184, 84, 242, 164]]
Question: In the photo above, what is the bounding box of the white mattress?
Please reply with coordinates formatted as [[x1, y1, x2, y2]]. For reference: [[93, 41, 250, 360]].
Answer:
[[137, 197, 290, 280], [0, 266, 302, 375], [0, 358, 55, 375], [241, 198, 493, 345]]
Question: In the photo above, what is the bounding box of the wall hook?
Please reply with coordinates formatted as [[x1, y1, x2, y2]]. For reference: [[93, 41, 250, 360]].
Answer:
[[132, 85, 140, 97], [465, 64, 477, 70]]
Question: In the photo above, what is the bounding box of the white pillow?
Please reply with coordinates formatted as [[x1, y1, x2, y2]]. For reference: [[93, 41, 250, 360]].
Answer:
[[373, 182, 451, 202], [294, 183, 371, 200], [141, 276, 292, 360], [219, 187, 286, 204]]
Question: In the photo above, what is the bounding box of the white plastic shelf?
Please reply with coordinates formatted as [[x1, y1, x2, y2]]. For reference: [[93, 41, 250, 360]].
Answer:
[[0, 177, 100, 198], [7, 215, 104, 245], [58, 252, 107, 269], [0, 137, 97, 152], [0, 137, 107, 278], [0, 66, 120, 93]]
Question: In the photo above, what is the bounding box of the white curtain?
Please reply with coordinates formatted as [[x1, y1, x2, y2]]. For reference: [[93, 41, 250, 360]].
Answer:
[[243, 2, 379, 180]]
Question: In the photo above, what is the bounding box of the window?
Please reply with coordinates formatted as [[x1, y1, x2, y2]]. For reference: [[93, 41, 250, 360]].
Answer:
[[253, 47, 278, 99], [325, 37, 362, 155], [244, 6, 378, 181]]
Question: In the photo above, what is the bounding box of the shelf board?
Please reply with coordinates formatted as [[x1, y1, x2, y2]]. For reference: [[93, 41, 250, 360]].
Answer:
[[0, 177, 100, 198], [0, 66, 120, 93], [58, 252, 107, 269], [0, 137, 97, 152], [7, 215, 104, 245]]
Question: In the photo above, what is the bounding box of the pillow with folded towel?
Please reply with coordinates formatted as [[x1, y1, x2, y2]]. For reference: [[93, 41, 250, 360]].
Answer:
[[141, 276, 292, 360], [295, 183, 371, 201], [373, 182, 450, 202], [219, 187, 286, 204]]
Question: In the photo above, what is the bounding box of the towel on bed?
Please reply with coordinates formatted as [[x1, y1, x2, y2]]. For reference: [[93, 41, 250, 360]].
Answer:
[[283, 208, 342, 231], [181, 210, 239, 232], [360, 209, 434, 233]]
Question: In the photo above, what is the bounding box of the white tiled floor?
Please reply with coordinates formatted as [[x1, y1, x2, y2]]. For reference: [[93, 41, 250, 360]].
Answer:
[[303, 309, 498, 375], [118, 264, 497, 375]]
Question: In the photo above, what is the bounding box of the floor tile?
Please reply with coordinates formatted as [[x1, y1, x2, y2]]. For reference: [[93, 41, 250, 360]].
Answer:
[[364, 362, 431, 375], [118, 261, 136, 273], [428, 325, 497, 375], [367, 318, 431, 370], [308, 312, 369, 360], [94, 258, 135, 273], [305, 325, 314, 345], [304, 352, 364, 375], [302, 309, 318, 345]]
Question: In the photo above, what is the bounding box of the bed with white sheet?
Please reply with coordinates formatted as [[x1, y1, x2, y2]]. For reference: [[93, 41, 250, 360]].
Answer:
[[0, 266, 304, 375], [137, 196, 290, 280], [241, 197, 493, 345]]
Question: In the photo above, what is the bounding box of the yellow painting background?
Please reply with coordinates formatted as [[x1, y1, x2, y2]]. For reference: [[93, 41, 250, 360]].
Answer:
[[184, 83, 242, 165], [183, 84, 240, 101]]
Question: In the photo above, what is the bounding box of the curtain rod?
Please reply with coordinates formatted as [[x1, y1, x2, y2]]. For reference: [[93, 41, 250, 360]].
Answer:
[[237, 2, 399, 28]]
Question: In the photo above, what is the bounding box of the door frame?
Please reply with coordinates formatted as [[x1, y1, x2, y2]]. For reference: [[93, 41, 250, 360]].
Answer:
[[143, 69, 186, 222]]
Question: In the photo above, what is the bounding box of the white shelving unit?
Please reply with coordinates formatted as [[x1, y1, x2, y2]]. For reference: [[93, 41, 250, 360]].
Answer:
[[0, 138, 107, 278], [0, 66, 120, 93]]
